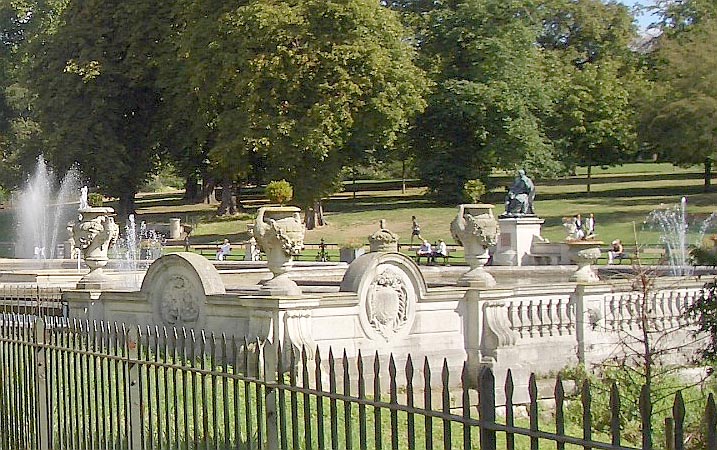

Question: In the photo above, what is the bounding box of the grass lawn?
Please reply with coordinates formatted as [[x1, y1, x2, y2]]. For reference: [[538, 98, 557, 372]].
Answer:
[[2, 163, 715, 256]]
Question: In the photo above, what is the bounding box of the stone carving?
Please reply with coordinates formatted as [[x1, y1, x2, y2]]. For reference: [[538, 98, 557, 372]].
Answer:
[[254, 206, 305, 295], [368, 219, 399, 252], [365, 269, 410, 341], [73, 206, 119, 287], [502, 169, 535, 217], [567, 240, 603, 283], [450, 204, 499, 287], [159, 274, 201, 326]]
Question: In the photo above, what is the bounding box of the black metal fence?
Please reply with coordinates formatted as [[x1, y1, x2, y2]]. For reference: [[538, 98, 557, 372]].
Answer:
[[1, 314, 716, 450]]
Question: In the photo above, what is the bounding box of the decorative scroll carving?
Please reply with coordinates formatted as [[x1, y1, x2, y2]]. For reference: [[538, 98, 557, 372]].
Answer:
[[484, 303, 518, 348]]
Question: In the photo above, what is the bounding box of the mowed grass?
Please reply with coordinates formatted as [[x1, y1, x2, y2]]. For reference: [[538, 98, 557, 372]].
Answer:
[[2, 162, 710, 252]]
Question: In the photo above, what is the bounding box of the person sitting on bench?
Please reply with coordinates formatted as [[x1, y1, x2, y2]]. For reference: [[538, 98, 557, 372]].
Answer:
[[608, 239, 624, 264], [431, 239, 448, 264], [416, 240, 432, 264]]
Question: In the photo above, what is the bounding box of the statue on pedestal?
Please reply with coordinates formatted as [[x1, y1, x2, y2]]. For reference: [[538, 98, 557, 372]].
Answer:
[[501, 169, 535, 217]]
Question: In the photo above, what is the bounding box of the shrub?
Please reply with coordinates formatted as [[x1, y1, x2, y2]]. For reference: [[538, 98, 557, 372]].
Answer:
[[88, 192, 104, 207], [265, 180, 293, 206], [463, 179, 487, 203]]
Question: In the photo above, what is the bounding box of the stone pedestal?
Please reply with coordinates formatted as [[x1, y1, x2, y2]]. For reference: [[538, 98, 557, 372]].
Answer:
[[493, 217, 545, 266], [169, 218, 182, 239]]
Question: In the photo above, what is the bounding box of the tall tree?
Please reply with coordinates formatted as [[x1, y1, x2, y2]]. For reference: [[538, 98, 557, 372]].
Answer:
[[409, 0, 560, 203], [539, 0, 641, 192], [26, 0, 172, 217], [176, 0, 429, 223], [640, 18, 717, 190]]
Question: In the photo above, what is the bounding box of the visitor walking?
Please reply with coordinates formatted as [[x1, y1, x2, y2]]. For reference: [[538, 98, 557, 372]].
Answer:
[[410, 216, 423, 246]]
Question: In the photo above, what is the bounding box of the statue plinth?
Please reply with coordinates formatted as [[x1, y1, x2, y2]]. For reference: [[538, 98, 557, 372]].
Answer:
[[73, 207, 119, 289], [450, 204, 499, 287], [567, 240, 603, 283], [368, 219, 399, 252], [254, 206, 305, 296]]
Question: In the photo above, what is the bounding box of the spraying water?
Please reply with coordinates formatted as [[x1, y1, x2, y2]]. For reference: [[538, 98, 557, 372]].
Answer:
[[14, 157, 82, 259], [646, 196, 717, 276]]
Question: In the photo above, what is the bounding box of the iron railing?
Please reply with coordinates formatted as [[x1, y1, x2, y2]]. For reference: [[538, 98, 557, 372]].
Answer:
[[0, 314, 716, 450]]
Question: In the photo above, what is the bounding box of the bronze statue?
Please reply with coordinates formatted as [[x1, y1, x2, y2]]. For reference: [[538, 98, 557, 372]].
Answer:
[[502, 169, 535, 217]]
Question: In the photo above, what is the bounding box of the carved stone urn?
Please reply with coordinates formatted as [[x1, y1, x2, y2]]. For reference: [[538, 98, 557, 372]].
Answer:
[[253, 206, 305, 295], [368, 219, 399, 252], [566, 239, 603, 283], [450, 204, 500, 287], [73, 207, 120, 288]]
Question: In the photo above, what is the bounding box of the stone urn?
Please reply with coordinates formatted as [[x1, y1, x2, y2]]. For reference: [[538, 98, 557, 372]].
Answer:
[[73, 207, 120, 288], [253, 206, 305, 295], [566, 239, 603, 283], [450, 204, 500, 287], [368, 219, 399, 252]]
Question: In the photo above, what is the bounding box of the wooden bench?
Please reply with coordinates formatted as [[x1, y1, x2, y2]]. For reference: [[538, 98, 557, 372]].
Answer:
[[602, 246, 666, 265]]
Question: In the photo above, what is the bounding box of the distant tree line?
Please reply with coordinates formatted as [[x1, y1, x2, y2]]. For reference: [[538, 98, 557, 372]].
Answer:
[[0, 0, 715, 222]]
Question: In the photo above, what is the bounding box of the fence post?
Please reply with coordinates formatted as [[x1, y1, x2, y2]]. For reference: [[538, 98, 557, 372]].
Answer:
[[126, 327, 142, 450], [34, 318, 49, 450], [264, 340, 279, 450], [478, 367, 496, 450]]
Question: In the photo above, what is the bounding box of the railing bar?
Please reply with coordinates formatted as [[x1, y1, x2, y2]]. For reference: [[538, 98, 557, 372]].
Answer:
[[200, 332, 209, 450], [0, 317, 8, 450], [555, 375, 565, 450], [461, 364, 471, 450], [289, 347, 299, 450], [506, 369, 515, 450], [222, 335, 231, 450], [328, 348, 338, 450], [244, 337, 254, 450], [211, 334, 219, 450], [232, 337, 241, 449], [441, 359, 451, 450], [583, 380, 592, 450], [389, 355, 399, 450], [163, 328, 173, 450], [173, 330, 181, 450], [374, 352, 383, 450], [424, 357, 432, 450], [529, 373, 539, 450], [610, 382, 620, 447], [192, 331, 200, 450], [315, 347, 325, 450], [405, 356, 415, 450], [74, 323, 83, 450], [254, 339, 264, 449], [276, 342, 288, 450], [342, 350, 352, 450], [153, 327, 162, 450], [301, 346, 312, 450], [357, 351, 367, 450]]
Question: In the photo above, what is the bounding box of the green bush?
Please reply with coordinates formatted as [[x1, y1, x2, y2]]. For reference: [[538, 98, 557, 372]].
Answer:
[[463, 179, 487, 203], [88, 192, 104, 207], [265, 180, 293, 206]]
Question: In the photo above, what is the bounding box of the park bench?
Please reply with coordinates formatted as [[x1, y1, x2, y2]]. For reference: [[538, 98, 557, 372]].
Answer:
[[602, 245, 666, 265]]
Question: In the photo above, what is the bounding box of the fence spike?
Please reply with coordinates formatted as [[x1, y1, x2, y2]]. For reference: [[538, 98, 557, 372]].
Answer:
[[461, 363, 471, 450], [673, 390, 685, 450], [582, 379, 592, 444], [441, 359, 451, 450], [706, 393, 717, 450], [529, 373, 539, 450], [640, 384, 652, 450], [479, 367, 496, 450], [610, 381, 621, 447]]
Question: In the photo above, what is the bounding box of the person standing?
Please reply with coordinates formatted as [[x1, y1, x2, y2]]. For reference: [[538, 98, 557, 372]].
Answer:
[[585, 213, 596, 237]]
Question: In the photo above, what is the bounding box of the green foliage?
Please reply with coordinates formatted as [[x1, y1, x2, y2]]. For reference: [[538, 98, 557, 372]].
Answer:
[[560, 364, 712, 447], [686, 279, 717, 361], [265, 180, 294, 206], [88, 192, 104, 207], [640, 17, 717, 183], [462, 179, 486, 203]]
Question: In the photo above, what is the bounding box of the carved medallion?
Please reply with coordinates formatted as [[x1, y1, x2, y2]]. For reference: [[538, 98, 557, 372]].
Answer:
[[159, 275, 201, 326], [362, 265, 415, 342]]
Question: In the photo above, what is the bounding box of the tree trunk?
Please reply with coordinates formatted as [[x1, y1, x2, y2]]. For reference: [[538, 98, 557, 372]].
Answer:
[[217, 179, 237, 216], [586, 163, 592, 194], [401, 160, 406, 194], [203, 178, 215, 204], [184, 175, 201, 202], [117, 193, 137, 222], [304, 200, 327, 230], [705, 158, 712, 192]]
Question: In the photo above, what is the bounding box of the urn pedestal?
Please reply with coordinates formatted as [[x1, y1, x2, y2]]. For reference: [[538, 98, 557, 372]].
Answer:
[[450, 204, 500, 287], [567, 240, 603, 283], [73, 207, 120, 289], [254, 206, 305, 296]]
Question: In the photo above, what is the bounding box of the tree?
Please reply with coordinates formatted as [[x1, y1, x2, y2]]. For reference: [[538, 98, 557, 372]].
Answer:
[[177, 0, 429, 224], [538, 0, 641, 192], [640, 18, 717, 190], [409, 0, 561, 203], [25, 0, 173, 218]]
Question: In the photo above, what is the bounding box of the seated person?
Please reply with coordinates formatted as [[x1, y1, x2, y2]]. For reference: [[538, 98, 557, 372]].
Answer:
[[416, 240, 432, 263], [608, 239, 624, 264], [431, 239, 448, 263]]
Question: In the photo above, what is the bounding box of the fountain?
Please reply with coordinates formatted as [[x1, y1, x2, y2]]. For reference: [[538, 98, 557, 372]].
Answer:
[[14, 157, 82, 259], [644, 196, 717, 276]]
